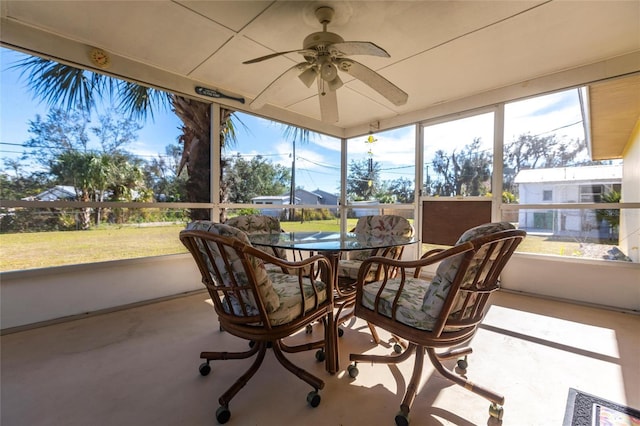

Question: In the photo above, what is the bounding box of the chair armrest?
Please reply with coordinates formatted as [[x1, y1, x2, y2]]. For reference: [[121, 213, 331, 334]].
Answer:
[[356, 242, 474, 285], [245, 245, 332, 282]]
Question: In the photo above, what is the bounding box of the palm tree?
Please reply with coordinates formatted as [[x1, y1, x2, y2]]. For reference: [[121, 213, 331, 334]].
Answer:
[[12, 54, 237, 221], [12, 52, 316, 223], [50, 151, 98, 229]]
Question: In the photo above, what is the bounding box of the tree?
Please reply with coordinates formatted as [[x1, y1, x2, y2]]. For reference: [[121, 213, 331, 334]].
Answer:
[[429, 138, 491, 196], [144, 144, 186, 202], [0, 165, 52, 201], [49, 151, 98, 228], [222, 155, 290, 203], [596, 190, 621, 234], [458, 138, 491, 196], [347, 158, 381, 201], [91, 110, 142, 153], [12, 54, 238, 222], [12, 53, 316, 223], [503, 133, 591, 193], [20, 106, 149, 227], [386, 177, 414, 203], [23, 108, 91, 166]]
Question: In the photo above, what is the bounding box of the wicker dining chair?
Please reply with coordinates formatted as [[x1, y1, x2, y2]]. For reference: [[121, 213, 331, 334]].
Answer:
[[334, 215, 415, 345], [225, 214, 288, 273], [180, 221, 334, 424], [347, 222, 526, 426], [337, 214, 415, 284]]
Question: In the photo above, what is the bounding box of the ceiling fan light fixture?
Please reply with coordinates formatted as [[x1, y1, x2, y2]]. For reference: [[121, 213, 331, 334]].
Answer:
[[298, 66, 317, 87], [320, 61, 338, 81], [327, 74, 343, 91]]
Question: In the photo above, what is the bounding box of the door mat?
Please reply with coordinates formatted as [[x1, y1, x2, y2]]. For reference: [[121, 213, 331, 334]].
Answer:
[[563, 388, 640, 426]]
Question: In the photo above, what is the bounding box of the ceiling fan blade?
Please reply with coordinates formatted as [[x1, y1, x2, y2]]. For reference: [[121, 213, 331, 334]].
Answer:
[[317, 79, 338, 123], [243, 49, 317, 64], [250, 62, 312, 110], [336, 58, 408, 106], [330, 41, 390, 58]]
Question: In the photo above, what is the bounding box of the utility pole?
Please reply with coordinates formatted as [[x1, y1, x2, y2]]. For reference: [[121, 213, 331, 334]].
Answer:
[[289, 139, 296, 220]]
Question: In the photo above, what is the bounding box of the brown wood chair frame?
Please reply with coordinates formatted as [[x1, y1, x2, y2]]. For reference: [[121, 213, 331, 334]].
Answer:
[[348, 229, 526, 426], [180, 229, 335, 424]]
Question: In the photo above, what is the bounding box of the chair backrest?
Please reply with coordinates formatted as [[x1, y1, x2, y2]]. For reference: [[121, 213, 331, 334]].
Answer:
[[351, 215, 414, 261], [353, 214, 414, 237], [225, 214, 282, 234], [225, 214, 287, 260], [421, 222, 526, 335], [180, 221, 281, 324]]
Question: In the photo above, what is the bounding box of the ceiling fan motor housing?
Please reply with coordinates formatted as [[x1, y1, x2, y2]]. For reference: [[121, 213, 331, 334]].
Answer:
[[303, 31, 344, 51]]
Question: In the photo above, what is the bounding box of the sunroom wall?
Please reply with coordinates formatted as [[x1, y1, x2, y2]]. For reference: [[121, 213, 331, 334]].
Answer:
[[621, 120, 640, 262]]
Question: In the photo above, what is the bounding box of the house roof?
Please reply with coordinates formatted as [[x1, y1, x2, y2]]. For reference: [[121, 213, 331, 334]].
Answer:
[[22, 185, 76, 201], [251, 195, 298, 203], [514, 164, 623, 184], [2, 0, 638, 154]]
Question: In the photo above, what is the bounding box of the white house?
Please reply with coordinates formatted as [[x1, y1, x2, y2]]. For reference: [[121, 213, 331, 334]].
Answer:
[[514, 164, 622, 235], [22, 185, 77, 201]]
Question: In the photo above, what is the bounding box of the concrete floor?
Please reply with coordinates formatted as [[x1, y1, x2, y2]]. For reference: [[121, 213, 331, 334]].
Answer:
[[1, 291, 638, 426]]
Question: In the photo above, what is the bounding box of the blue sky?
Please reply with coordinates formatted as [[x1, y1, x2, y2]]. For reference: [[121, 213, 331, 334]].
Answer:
[[1, 46, 586, 194]]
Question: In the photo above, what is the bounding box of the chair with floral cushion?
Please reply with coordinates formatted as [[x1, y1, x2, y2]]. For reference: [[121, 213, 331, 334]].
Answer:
[[347, 222, 526, 426], [180, 221, 334, 424], [337, 215, 415, 285], [226, 214, 316, 278], [334, 215, 414, 342], [225, 214, 288, 273]]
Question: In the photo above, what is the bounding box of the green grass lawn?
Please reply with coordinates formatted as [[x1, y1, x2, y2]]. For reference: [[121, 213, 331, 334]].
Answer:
[[0, 220, 596, 272]]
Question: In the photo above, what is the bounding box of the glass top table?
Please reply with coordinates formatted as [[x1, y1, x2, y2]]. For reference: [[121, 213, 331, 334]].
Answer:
[[246, 231, 416, 253]]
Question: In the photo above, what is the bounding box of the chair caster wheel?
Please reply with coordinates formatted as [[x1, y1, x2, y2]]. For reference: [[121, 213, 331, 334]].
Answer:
[[489, 403, 504, 420], [198, 362, 211, 376], [347, 364, 359, 378], [338, 328, 344, 337], [307, 390, 321, 407], [315, 349, 325, 362], [395, 411, 410, 426], [306, 324, 313, 334], [393, 343, 403, 354], [457, 355, 468, 370], [216, 405, 231, 424]]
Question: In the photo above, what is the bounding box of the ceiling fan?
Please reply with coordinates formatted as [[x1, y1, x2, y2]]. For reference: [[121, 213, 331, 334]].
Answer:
[[243, 6, 408, 122]]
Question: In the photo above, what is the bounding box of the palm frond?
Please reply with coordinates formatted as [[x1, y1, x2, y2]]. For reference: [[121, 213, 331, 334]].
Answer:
[[11, 56, 101, 112], [220, 108, 244, 148], [116, 81, 170, 121]]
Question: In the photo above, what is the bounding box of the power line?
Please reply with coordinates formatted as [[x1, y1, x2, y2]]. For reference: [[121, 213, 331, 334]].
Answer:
[[531, 120, 582, 138], [296, 156, 340, 170]]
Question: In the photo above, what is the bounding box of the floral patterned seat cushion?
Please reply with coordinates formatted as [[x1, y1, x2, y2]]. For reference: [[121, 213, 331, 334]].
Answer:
[[350, 215, 414, 260], [361, 277, 437, 331], [185, 221, 281, 313], [338, 215, 414, 280], [337, 258, 380, 281], [221, 272, 328, 326], [225, 214, 288, 262], [421, 222, 515, 318]]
